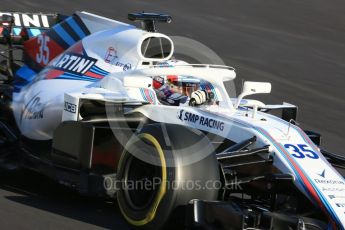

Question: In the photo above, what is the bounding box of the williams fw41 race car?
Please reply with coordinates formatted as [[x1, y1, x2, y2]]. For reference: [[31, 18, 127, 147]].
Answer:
[[0, 11, 345, 230]]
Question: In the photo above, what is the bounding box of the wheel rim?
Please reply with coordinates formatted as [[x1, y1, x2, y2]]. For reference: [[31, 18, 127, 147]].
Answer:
[[124, 151, 162, 210], [118, 133, 168, 226]]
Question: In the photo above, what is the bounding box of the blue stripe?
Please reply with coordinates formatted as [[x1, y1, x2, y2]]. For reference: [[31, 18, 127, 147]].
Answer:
[[200, 82, 218, 100], [57, 75, 82, 81], [53, 24, 76, 46], [62, 74, 94, 81], [292, 128, 343, 227], [257, 129, 331, 211], [63, 72, 83, 78], [91, 65, 109, 75], [202, 112, 343, 227], [58, 76, 83, 81], [61, 73, 98, 82], [149, 90, 156, 104], [208, 83, 218, 100], [13, 28, 21, 35], [255, 126, 342, 228], [29, 28, 42, 37], [66, 18, 86, 39], [140, 88, 148, 101], [15, 65, 37, 82], [255, 128, 311, 194], [95, 68, 109, 75], [89, 68, 107, 76], [226, 116, 342, 227], [27, 29, 33, 37], [58, 75, 97, 82], [63, 71, 97, 81], [92, 65, 109, 74]]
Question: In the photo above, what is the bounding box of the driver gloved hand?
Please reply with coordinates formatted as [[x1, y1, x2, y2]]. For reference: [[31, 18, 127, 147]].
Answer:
[[190, 90, 208, 106]]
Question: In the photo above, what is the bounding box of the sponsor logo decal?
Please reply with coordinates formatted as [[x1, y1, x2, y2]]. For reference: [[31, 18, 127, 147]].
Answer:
[[0, 12, 53, 28], [336, 203, 345, 208], [104, 47, 118, 64], [20, 93, 45, 122], [177, 109, 184, 121], [103, 47, 131, 71], [177, 109, 225, 131], [314, 179, 345, 185], [329, 195, 345, 199], [314, 169, 344, 185], [114, 62, 132, 71], [318, 169, 326, 178], [64, 101, 77, 114], [53, 53, 97, 75], [322, 187, 345, 192]]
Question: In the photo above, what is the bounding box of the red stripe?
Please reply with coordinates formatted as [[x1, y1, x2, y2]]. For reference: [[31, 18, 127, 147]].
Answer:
[[45, 69, 64, 79], [259, 128, 324, 205], [85, 71, 104, 79], [258, 128, 337, 226], [230, 119, 338, 228], [278, 144, 321, 201], [144, 89, 153, 104], [294, 127, 342, 229], [295, 126, 321, 153]]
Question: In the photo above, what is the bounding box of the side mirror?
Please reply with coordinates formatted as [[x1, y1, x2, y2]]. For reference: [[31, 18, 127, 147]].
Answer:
[[235, 81, 271, 108]]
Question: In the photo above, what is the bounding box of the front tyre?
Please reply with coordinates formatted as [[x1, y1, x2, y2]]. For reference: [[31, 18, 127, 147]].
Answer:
[[117, 123, 220, 229]]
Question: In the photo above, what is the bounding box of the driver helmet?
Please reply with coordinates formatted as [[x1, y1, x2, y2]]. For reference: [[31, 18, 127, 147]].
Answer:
[[153, 60, 200, 97]]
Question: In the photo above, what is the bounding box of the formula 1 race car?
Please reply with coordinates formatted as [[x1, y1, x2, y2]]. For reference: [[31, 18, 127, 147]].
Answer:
[[0, 11, 345, 230]]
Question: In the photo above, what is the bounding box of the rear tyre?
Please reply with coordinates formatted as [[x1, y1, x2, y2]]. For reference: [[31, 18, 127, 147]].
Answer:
[[117, 123, 220, 229]]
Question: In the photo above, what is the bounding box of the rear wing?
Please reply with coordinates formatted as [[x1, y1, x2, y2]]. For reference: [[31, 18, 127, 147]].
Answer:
[[0, 12, 62, 44]]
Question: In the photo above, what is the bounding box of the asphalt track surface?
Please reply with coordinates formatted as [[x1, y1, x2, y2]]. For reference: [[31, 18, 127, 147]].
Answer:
[[1, 0, 345, 229]]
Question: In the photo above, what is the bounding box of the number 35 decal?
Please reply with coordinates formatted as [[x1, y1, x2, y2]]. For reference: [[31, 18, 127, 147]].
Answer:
[[284, 144, 319, 159], [36, 34, 50, 65]]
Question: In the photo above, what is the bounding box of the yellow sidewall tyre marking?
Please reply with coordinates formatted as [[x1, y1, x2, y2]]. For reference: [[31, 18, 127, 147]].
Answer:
[[118, 133, 167, 226]]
